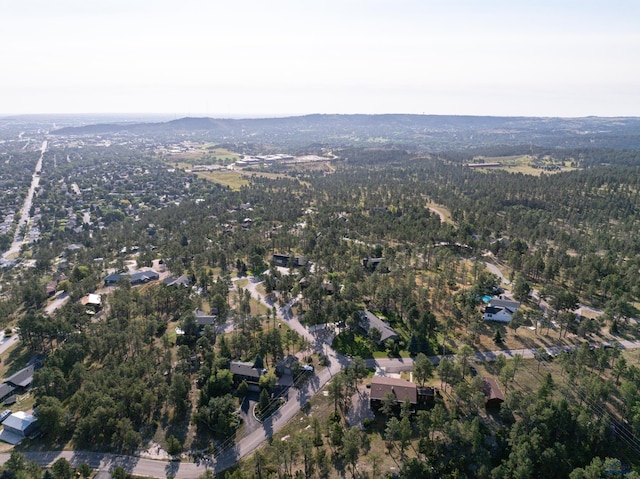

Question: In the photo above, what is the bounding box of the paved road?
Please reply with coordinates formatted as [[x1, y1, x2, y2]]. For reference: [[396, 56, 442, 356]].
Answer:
[[2, 140, 46, 260], [0, 451, 208, 479], [484, 259, 510, 286], [213, 343, 347, 472], [0, 334, 19, 357], [233, 276, 315, 344], [6, 272, 638, 477], [3, 334, 638, 477], [44, 292, 70, 315], [369, 339, 640, 373], [213, 276, 346, 471]]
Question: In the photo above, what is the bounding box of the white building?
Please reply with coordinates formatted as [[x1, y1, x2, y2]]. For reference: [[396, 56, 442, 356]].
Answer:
[[483, 298, 520, 323]]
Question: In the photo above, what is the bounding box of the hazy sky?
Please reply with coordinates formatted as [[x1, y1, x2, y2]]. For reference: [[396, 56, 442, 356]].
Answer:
[[2, 0, 639, 117]]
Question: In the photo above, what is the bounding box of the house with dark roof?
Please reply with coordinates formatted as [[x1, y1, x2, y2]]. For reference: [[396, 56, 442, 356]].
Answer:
[[358, 310, 399, 343], [194, 309, 217, 328], [482, 377, 505, 408], [129, 270, 159, 285], [5, 365, 34, 391], [104, 273, 123, 286], [370, 376, 418, 410], [0, 384, 15, 404], [229, 361, 266, 385], [417, 386, 438, 405], [272, 254, 307, 268], [104, 270, 159, 287], [363, 257, 385, 272]]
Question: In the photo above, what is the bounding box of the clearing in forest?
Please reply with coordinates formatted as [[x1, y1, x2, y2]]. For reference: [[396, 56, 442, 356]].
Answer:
[[426, 202, 454, 225], [472, 155, 577, 176]]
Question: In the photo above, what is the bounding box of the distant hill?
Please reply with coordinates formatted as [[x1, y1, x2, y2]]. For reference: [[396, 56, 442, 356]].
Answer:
[[51, 114, 640, 151]]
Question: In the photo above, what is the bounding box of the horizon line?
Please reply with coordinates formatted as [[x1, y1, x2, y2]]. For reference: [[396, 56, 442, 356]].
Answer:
[[2, 112, 639, 121]]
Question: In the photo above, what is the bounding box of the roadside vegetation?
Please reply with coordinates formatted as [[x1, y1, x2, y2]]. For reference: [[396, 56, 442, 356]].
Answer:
[[1, 117, 640, 476]]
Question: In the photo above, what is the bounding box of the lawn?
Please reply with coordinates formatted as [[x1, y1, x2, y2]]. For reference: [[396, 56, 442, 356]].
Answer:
[[474, 155, 578, 176], [426, 202, 454, 225], [195, 171, 249, 190], [332, 330, 373, 358]]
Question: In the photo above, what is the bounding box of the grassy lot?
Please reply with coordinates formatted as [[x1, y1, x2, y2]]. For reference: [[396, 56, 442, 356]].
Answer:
[[164, 146, 240, 166], [426, 202, 454, 225], [194, 171, 250, 190], [194, 169, 293, 190], [473, 155, 578, 176]]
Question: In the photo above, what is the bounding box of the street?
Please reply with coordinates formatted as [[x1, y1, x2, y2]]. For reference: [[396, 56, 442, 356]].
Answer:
[[2, 274, 639, 477]]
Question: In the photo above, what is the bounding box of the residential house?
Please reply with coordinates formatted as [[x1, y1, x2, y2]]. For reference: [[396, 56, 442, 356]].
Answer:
[[129, 270, 159, 285], [272, 254, 307, 268], [163, 275, 191, 287], [0, 411, 38, 445], [363, 257, 385, 271], [370, 376, 417, 411], [104, 273, 123, 286], [81, 293, 102, 314], [483, 298, 520, 323], [5, 365, 34, 392], [229, 361, 266, 385], [481, 377, 505, 408], [45, 282, 57, 297], [417, 386, 438, 405], [0, 384, 14, 404], [104, 270, 159, 287], [194, 309, 217, 328], [358, 310, 399, 343]]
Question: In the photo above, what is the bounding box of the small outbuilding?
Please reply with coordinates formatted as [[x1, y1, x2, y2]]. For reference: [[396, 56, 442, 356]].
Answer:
[[81, 293, 102, 314], [482, 377, 505, 408]]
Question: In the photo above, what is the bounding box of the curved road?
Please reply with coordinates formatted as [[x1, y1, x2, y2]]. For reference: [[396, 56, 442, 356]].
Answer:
[[5, 274, 639, 477]]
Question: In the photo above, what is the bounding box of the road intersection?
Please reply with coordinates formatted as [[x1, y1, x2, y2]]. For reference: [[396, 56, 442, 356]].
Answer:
[[2, 275, 639, 477]]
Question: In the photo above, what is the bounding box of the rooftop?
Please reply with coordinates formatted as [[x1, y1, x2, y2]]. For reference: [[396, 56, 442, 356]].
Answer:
[[370, 376, 417, 404], [359, 310, 398, 343]]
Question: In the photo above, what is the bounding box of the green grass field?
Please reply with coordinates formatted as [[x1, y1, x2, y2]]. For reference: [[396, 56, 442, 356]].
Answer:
[[195, 171, 250, 190], [474, 155, 577, 176]]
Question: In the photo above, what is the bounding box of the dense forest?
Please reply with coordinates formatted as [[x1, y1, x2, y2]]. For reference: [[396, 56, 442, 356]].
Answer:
[[1, 115, 640, 477]]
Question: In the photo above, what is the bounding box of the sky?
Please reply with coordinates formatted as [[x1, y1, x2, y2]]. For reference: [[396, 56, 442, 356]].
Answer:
[[1, 0, 639, 117]]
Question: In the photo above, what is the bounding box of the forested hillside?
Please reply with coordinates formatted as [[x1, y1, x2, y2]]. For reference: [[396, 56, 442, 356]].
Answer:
[[1, 117, 640, 477]]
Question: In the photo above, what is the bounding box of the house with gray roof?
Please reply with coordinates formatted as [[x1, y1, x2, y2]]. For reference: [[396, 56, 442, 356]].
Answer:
[[0, 384, 14, 403], [0, 411, 38, 445], [5, 365, 34, 390], [194, 309, 217, 327], [163, 275, 191, 287], [104, 270, 159, 286], [358, 310, 399, 343]]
